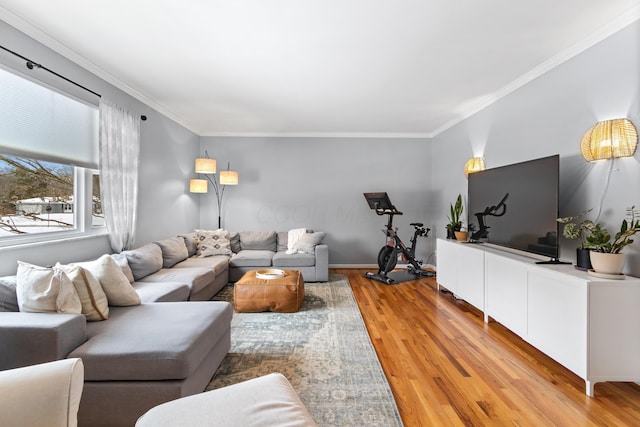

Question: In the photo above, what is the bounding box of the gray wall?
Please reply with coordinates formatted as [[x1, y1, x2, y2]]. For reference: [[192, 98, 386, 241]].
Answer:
[[0, 20, 201, 276], [2, 17, 640, 275], [198, 137, 435, 266], [431, 20, 640, 276]]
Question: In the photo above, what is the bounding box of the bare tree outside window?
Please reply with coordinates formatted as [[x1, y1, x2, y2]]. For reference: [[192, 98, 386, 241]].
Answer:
[[0, 155, 75, 235], [92, 172, 104, 227]]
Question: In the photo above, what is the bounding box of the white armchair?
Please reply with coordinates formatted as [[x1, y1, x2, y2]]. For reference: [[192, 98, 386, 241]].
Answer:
[[0, 358, 84, 427]]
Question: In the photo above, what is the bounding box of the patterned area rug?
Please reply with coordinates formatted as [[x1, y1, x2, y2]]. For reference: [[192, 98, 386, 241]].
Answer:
[[208, 273, 404, 427]]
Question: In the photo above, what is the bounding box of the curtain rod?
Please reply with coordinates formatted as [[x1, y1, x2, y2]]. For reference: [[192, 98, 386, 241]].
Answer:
[[0, 44, 147, 121]]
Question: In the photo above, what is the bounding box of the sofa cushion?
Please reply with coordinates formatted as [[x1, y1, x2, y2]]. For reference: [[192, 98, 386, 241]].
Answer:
[[277, 231, 289, 252], [0, 312, 87, 371], [174, 256, 230, 276], [291, 232, 326, 254], [138, 267, 216, 296], [239, 231, 277, 251], [109, 253, 135, 283], [69, 302, 233, 381], [0, 276, 18, 312], [272, 252, 316, 268], [195, 229, 233, 256], [122, 243, 163, 281], [57, 264, 109, 321], [155, 237, 189, 268], [230, 250, 275, 267], [132, 281, 190, 303], [178, 233, 198, 258], [16, 262, 82, 315], [74, 255, 141, 307]]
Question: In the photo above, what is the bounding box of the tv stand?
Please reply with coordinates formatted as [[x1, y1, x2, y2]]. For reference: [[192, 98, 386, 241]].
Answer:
[[436, 238, 640, 397], [535, 257, 571, 265]]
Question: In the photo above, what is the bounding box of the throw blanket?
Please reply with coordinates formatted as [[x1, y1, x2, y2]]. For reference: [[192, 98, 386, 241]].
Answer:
[[286, 228, 307, 254]]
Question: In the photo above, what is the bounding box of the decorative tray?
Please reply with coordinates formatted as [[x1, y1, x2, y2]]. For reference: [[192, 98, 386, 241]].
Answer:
[[256, 269, 286, 280]]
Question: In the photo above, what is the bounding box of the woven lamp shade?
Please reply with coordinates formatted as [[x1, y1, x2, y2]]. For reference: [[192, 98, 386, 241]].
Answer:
[[580, 118, 638, 161], [219, 170, 238, 185], [195, 158, 216, 174], [189, 179, 208, 193], [464, 157, 486, 177]]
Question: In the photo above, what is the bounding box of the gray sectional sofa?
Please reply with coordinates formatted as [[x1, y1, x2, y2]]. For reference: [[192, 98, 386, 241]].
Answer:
[[0, 228, 328, 426]]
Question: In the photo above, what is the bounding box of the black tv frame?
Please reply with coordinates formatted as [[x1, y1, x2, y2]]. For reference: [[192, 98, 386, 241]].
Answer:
[[467, 155, 567, 264]]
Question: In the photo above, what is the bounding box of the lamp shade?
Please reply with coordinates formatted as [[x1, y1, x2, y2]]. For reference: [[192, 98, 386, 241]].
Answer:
[[464, 157, 486, 177], [580, 118, 638, 161], [219, 170, 238, 185], [195, 158, 216, 174], [189, 179, 208, 193]]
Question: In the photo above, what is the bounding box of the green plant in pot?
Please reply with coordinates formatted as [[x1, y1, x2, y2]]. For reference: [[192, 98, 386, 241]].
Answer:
[[446, 194, 463, 239], [557, 209, 596, 270], [585, 206, 640, 275]]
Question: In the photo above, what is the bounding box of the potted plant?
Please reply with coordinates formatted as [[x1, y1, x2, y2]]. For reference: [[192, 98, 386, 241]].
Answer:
[[585, 206, 640, 275], [557, 209, 596, 270], [446, 194, 463, 239], [454, 223, 476, 242]]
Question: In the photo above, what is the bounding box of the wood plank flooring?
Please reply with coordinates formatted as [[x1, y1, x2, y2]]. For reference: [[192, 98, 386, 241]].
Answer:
[[339, 268, 640, 427]]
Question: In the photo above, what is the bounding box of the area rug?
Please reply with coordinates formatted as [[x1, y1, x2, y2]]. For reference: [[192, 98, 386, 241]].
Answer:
[[208, 273, 404, 427]]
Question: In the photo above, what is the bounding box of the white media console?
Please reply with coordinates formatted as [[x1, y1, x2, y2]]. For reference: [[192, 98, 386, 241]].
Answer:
[[436, 238, 640, 396]]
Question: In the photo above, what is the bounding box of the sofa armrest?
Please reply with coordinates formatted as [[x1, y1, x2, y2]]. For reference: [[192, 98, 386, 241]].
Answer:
[[0, 312, 87, 371], [0, 358, 84, 427], [315, 244, 329, 282]]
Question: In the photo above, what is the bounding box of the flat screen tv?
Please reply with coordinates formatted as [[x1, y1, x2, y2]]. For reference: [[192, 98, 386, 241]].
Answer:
[[467, 154, 560, 261]]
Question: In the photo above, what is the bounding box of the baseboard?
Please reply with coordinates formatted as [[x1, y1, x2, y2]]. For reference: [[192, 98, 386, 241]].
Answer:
[[330, 263, 437, 271]]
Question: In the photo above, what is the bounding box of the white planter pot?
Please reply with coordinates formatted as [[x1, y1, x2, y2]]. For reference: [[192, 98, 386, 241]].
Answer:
[[589, 252, 625, 275]]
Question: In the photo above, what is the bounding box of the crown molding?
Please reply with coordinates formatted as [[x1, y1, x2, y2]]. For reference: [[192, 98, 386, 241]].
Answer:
[[431, 5, 640, 138]]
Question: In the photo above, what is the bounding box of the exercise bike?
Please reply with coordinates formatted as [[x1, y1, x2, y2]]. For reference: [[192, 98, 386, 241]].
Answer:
[[363, 192, 435, 284]]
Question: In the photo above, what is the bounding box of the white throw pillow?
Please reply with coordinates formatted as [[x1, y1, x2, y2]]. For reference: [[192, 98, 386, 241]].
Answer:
[[16, 261, 82, 314], [57, 263, 109, 321], [75, 255, 141, 306], [195, 229, 232, 257]]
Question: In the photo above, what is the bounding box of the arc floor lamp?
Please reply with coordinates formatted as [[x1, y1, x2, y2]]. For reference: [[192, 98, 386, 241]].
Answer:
[[190, 152, 238, 229]]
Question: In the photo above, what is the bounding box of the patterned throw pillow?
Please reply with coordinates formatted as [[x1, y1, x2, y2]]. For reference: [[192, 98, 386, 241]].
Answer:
[[195, 229, 232, 257]]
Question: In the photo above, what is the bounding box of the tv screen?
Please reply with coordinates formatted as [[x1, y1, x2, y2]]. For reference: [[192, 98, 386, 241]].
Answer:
[[467, 155, 559, 260]]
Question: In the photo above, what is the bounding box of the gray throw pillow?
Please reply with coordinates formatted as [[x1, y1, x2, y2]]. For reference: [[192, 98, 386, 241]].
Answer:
[[178, 233, 198, 257], [110, 253, 135, 283], [155, 237, 189, 268], [228, 231, 241, 253], [122, 243, 163, 281], [0, 276, 19, 312], [291, 232, 326, 254]]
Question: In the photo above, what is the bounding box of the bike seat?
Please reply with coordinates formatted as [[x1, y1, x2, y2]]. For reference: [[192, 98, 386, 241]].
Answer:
[[410, 222, 424, 227]]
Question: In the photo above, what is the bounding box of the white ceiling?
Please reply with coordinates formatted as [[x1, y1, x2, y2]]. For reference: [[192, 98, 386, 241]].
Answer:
[[1, 1, 639, 138]]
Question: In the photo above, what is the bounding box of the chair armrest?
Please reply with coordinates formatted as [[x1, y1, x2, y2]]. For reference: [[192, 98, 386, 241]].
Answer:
[[0, 312, 87, 370], [0, 358, 84, 427]]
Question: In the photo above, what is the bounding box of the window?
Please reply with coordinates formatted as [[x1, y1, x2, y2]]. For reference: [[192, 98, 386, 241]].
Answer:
[[0, 65, 101, 245]]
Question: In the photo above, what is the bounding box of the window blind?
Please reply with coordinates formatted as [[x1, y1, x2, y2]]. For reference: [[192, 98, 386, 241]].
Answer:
[[0, 66, 98, 169]]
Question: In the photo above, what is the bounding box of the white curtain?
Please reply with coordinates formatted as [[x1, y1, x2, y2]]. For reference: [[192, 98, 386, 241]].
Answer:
[[99, 98, 140, 252]]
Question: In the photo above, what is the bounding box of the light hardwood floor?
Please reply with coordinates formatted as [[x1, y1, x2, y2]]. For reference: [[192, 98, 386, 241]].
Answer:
[[338, 268, 640, 427]]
